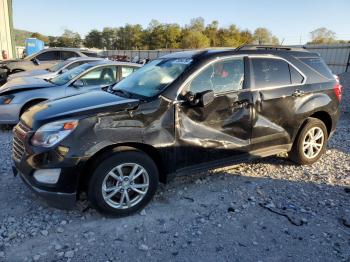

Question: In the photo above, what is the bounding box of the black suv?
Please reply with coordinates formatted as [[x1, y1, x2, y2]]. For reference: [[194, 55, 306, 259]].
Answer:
[[12, 46, 342, 216]]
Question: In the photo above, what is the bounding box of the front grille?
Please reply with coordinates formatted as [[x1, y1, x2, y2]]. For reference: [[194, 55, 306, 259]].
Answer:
[[12, 121, 31, 162]]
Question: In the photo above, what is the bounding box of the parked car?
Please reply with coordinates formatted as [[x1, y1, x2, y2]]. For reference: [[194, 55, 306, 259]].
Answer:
[[0, 48, 98, 85], [0, 60, 140, 124], [12, 46, 342, 216], [7, 57, 104, 81]]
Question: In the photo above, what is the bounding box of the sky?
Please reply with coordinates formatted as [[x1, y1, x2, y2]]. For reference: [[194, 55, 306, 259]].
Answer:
[[12, 0, 350, 45]]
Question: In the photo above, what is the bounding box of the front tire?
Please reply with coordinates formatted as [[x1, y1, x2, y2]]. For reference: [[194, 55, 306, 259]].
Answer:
[[289, 118, 328, 165], [88, 148, 159, 216]]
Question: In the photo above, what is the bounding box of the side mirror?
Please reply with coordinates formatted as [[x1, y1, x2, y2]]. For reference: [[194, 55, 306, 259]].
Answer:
[[72, 79, 84, 88], [183, 90, 214, 107], [60, 68, 68, 74], [31, 58, 40, 65]]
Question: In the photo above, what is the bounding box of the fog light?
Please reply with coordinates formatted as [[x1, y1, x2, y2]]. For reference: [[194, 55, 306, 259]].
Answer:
[[33, 169, 61, 184]]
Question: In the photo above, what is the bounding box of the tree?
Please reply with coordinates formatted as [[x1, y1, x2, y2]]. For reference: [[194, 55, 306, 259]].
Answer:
[[309, 27, 336, 44], [31, 32, 49, 44], [188, 17, 205, 32], [84, 29, 102, 48], [204, 21, 219, 47], [55, 29, 82, 48], [180, 30, 210, 49], [163, 24, 182, 49], [253, 28, 279, 44], [101, 27, 118, 49], [218, 24, 242, 47]]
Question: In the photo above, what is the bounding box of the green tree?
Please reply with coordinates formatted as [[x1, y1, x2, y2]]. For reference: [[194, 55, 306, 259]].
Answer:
[[101, 27, 118, 49], [55, 29, 82, 48], [204, 21, 219, 47], [253, 28, 279, 44], [180, 30, 210, 49], [309, 27, 336, 44], [84, 29, 102, 48], [188, 17, 205, 32], [116, 24, 144, 50], [164, 24, 182, 49], [218, 24, 241, 47]]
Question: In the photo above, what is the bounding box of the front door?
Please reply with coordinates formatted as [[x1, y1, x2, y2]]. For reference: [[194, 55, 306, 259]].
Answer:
[[66, 65, 118, 96], [175, 56, 253, 170]]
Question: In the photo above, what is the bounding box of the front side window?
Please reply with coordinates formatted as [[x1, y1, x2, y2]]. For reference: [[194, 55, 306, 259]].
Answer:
[[79, 66, 117, 86], [113, 58, 192, 98], [48, 61, 69, 72], [121, 66, 137, 79], [188, 57, 244, 94], [36, 51, 59, 61], [66, 60, 92, 70], [50, 63, 93, 85], [252, 58, 291, 89]]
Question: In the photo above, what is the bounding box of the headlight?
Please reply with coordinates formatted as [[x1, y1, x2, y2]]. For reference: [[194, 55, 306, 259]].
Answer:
[[0, 95, 14, 105], [31, 119, 78, 148]]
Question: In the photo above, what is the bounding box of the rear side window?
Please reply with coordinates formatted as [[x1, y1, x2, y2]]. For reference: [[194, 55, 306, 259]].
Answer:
[[61, 51, 79, 60], [252, 58, 291, 88], [289, 66, 304, 84], [299, 57, 333, 79], [82, 52, 98, 57]]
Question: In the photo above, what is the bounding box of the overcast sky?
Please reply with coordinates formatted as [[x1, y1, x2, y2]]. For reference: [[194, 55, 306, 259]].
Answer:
[[13, 0, 350, 44]]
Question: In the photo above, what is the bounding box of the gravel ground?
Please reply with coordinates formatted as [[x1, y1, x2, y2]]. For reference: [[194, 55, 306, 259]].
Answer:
[[0, 74, 349, 262]]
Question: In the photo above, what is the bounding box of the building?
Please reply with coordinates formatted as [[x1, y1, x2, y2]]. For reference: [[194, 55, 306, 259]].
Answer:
[[0, 0, 15, 59]]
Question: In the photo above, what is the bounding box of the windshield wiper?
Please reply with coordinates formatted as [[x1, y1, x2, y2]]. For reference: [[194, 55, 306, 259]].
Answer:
[[113, 89, 133, 98]]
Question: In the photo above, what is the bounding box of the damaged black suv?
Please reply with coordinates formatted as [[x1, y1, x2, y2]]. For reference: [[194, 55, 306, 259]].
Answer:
[[12, 46, 342, 216]]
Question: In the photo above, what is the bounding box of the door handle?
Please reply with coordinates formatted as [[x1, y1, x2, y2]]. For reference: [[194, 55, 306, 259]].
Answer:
[[292, 89, 305, 97]]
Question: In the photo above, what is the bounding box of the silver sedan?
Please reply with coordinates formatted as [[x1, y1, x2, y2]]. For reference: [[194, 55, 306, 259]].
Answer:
[[7, 57, 105, 81], [0, 60, 141, 124]]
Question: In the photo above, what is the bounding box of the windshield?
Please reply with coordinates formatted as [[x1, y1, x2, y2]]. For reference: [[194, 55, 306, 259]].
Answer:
[[113, 58, 192, 97], [50, 63, 92, 85], [48, 61, 69, 72]]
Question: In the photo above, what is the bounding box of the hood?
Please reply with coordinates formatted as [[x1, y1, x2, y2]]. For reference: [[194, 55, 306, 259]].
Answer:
[[7, 69, 49, 80], [21, 91, 140, 129], [0, 59, 21, 65], [0, 76, 55, 94]]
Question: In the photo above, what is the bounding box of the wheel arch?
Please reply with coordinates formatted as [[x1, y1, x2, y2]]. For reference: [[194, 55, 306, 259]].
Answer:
[[78, 142, 166, 192], [20, 98, 48, 116]]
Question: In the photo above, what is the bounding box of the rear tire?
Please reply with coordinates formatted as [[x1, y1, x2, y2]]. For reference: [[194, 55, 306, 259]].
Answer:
[[289, 117, 328, 165], [88, 148, 159, 216]]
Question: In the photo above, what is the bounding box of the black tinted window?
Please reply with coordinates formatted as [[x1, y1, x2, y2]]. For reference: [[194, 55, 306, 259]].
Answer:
[[252, 58, 291, 88], [61, 51, 79, 60], [299, 57, 333, 79], [289, 65, 304, 84], [36, 51, 59, 61]]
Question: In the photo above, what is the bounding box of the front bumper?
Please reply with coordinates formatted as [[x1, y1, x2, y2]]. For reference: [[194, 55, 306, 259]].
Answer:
[[0, 104, 21, 125], [12, 166, 76, 209], [12, 125, 87, 209]]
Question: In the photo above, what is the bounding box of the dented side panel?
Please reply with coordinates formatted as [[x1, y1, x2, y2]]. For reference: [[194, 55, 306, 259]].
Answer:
[[175, 91, 252, 169]]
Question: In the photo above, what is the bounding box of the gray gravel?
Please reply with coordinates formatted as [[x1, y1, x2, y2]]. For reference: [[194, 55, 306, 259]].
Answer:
[[0, 73, 349, 262]]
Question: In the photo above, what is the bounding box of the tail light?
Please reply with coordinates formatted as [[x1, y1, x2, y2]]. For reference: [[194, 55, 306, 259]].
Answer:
[[333, 75, 342, 101]]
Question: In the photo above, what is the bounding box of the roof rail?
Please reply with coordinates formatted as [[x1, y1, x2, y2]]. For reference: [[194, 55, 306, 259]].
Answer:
[[235, 45, 307, 52]]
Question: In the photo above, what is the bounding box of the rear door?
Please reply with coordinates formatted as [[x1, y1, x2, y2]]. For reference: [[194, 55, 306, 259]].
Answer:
[[175, 56, 253, 169], [35, 51, 60, 69], [249, 56, 306, 150]]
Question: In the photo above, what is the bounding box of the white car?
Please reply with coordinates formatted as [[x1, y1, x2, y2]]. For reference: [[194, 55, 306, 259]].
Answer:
[[7, 57, 104, 81]]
